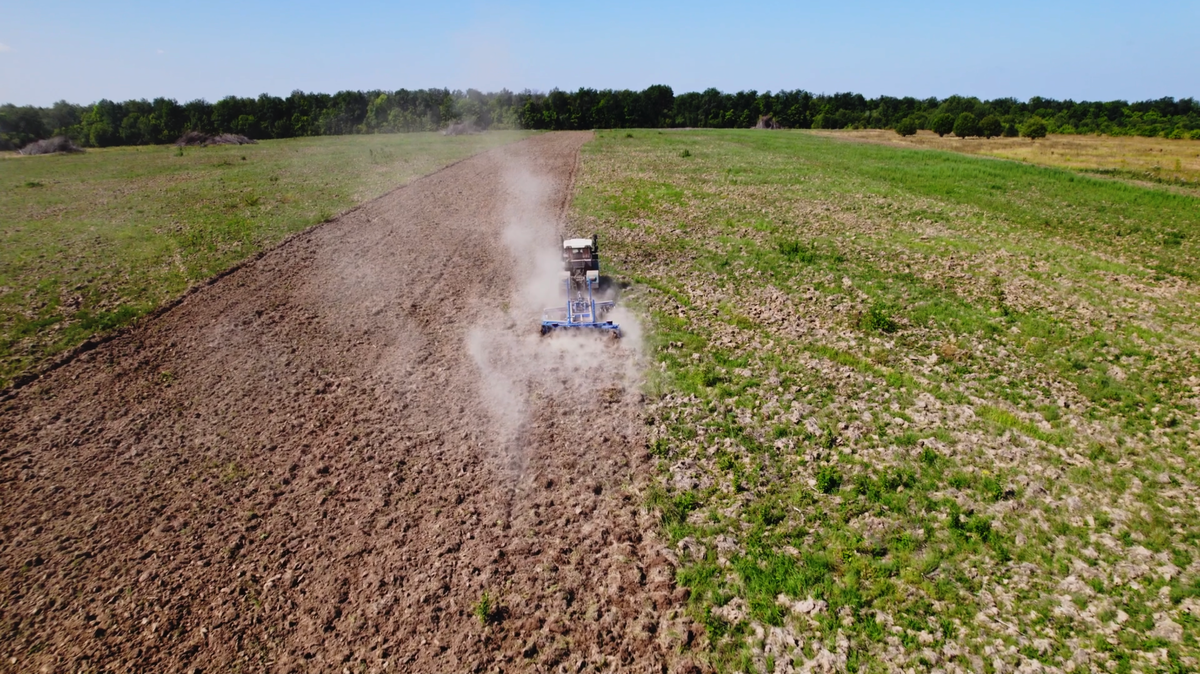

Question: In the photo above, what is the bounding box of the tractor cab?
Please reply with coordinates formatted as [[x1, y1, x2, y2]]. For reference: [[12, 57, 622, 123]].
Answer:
[[562, 236, 601, 288], [562, 236, 599, 274]]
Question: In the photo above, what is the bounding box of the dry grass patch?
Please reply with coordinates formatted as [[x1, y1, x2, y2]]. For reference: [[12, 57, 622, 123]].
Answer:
[[817, 129, 1200, 188]]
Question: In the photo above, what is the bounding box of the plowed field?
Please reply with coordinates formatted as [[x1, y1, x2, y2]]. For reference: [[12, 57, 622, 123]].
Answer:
[[1, 133, 691, 673]]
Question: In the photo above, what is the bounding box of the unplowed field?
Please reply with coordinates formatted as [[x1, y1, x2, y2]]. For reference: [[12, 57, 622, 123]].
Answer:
[[1, 133, 692, 673]]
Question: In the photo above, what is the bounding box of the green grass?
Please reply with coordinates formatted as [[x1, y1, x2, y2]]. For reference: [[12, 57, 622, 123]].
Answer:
[[0, 131, 530, 387], [570, 129, 1200, 672]]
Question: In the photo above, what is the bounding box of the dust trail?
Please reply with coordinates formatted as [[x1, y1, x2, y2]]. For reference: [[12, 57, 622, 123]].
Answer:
[[466, 148, 644, 482], [497, 159, 565, 317]]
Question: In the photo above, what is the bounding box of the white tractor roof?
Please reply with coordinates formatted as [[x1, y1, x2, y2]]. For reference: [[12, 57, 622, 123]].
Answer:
[[563, 238, 592, 249]]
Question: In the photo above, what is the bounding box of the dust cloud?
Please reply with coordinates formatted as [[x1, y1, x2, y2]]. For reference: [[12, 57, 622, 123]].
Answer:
[[466, 150, 644, 480]]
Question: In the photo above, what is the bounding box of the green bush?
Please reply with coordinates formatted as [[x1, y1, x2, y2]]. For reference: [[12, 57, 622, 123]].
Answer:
[[953, 112, 980, 138], [895, 117, 919, 137], [979, 115, 1003, 139], [1002, 122, 1019, 137], [930, 113, 955, 137], [1020, 116, 1048, 140]]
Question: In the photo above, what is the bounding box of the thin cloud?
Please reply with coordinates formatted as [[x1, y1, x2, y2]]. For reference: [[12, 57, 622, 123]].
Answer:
[[0, 42, 12, 53], [156, 49, 164, 55]]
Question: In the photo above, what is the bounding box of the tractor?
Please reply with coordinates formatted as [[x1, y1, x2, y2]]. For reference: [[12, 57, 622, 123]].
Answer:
[[540, 235, 621, 337]]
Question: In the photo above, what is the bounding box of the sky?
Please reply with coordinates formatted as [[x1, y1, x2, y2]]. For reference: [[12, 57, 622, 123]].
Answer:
[[1, 0, 1197, 107]]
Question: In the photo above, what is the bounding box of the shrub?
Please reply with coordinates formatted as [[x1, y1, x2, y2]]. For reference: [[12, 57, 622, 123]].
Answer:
[[895, 117, 919, 137], [680, 148, 692, 157], [979, 115, 1003, 139], [953, 112, 980, 138], [1002, 123, 1019, 137], [930, 113, 955, 137], [1020, 116, 1048, 140]]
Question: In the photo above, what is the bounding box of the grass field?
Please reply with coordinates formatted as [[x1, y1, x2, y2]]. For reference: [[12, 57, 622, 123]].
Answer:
[[820, 129, 1200, 189], [0, 131, 529, 388], [569, 129, 1200, 672]]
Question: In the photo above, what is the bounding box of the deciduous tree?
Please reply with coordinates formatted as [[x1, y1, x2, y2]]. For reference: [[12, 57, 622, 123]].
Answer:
[[953, 112, 980, 138], [1021, 116, 1048, 140], [979, 115, 1003, 138], [930, 113, 955, 137], [895, 117, 918, 136], [5, 88, 1198, 148]]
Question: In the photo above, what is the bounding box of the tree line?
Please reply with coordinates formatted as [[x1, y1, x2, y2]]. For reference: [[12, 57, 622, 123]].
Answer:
[[3, 86, 1198, 150], [0, 89, 524, 150]]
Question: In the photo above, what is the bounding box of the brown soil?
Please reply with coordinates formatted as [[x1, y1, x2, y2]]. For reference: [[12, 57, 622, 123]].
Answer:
[[0, 132, 693, 673]]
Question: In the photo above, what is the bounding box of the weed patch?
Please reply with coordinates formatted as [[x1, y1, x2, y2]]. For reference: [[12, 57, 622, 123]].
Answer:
[[858, 303, 899, 334]]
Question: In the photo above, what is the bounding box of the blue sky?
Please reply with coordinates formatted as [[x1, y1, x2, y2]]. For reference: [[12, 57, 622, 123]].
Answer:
[[1, 0, 1197, 106]]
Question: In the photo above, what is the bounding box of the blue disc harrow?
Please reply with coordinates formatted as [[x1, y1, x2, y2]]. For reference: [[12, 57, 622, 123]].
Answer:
[[541, 276, 621, 337]]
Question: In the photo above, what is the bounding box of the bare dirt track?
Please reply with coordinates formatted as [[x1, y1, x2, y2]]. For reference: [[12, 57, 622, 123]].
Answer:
[[1, 132, 694, 673]]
